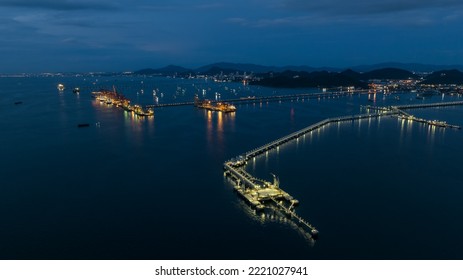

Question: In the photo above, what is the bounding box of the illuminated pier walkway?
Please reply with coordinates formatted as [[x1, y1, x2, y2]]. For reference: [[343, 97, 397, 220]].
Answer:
[[243, 111, 394, 160], [147, 89, 368, 108], [146, 101, 195, 108], [363, 101, 463, 129], [224, 100, 463, 240]]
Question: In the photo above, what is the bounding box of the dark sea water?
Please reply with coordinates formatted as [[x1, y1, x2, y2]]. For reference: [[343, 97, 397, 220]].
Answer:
[[1, 76, 462, 259]]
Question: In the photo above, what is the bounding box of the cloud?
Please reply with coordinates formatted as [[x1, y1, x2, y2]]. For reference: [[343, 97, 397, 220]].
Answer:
[[225, 0, 463, 28], [281, 0, 463, 16], [0, 0, 117, 11], [226, 16, 320, 28], [226, 17, 248, 25], [196, 3, 225, 9]]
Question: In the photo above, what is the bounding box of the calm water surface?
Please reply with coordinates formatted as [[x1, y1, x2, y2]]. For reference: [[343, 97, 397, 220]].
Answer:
[[0, 76, 462, 259]]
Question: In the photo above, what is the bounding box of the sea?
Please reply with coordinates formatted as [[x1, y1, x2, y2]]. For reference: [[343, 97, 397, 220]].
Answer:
[[1, 75, 462, 260]]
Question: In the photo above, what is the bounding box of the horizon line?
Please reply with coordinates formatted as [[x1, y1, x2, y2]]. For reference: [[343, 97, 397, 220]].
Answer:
[[2, 61, 463, 75]]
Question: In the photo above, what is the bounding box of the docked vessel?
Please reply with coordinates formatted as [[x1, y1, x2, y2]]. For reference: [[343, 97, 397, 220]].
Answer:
[[194, 96, 236, 113], [429, 120, 447, 127], [92, 87, 154, 117], [133, 105, 154, 116]]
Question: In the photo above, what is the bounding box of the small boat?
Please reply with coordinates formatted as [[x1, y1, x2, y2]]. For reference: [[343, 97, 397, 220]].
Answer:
[[77, 123, 90, 128], [14, 101, 23, 105], [57, 84, 65, 92]]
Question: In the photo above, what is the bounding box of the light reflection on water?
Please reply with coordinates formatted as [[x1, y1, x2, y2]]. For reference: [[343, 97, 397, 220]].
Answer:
[[205, 109, 236, 159]]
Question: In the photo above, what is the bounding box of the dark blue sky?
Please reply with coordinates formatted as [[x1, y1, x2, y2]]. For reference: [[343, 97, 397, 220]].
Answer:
[[1, 0, 463, 72]]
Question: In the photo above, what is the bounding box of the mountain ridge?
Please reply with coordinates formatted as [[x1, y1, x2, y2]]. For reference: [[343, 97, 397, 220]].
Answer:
[[134, 62, 463, 75]]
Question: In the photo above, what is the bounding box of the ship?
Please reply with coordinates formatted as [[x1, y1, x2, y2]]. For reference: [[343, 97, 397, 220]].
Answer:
[[429, 120, 447, 127], [92, 87, 154, 117], [194, 95, 236, 113], [133, 105, 154, 117]]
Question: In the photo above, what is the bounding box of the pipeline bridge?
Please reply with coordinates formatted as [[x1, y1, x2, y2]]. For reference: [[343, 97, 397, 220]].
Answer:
[[394, 100, 463, 110]]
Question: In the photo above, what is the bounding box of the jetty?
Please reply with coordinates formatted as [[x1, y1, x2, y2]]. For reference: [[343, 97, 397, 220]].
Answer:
[[92, 89, 154, 117], [146, 101, 195, 108], [224, 110, 394, 239], [395, 100, 463, 110], [224, 100, 463, 241], [146, 89, 368, 108]]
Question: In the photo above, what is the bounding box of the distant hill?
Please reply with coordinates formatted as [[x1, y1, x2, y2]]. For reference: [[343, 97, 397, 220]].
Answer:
[[134, 65, 193, 75], [251, 70, 368, 88], [199, 66, 241, 75], [134, 62, 340, 76], [196, 62, 275, 74], [134, 62, 463, 77], [341, 69, 363, 80], [421, 70, 463, 84], [251, 68, 422, 89], [195, 62, 339, 74], [360, 68, 418, 80], [195, 62, 463, 74], [351, 62, 463, 73]]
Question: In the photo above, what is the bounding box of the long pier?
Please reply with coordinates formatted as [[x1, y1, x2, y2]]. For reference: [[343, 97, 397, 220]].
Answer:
[[393, 101, 463, 129], [395, 100, 463, 110], [224, 109, 396, 239], [145, 101, 195, 108], [214, 90, 368, 104], [146, 90, 368, 108], [224, 99, 463, 241], [244, 111, 395, 160]]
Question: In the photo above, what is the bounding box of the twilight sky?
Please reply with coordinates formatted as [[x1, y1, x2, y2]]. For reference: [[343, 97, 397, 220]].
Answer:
[[1, 0, 463, 72]]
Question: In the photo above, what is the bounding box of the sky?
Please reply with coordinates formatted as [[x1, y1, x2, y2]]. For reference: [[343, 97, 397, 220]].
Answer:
[[1, 0, 463, 72]]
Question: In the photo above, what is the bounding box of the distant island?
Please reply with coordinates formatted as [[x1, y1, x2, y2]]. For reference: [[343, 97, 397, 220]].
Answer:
[[4, 62, 463, 88], [132, 62, 463, 89]]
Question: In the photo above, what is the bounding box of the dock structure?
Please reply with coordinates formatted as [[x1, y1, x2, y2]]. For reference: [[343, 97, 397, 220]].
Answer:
[[145, 101, 195, 108], [92, 89, 154, 117], [392, 101, 463, 129], [146, 89, 368, 108], [225, 110, 396, 239], [394, 100, 463, 110], [224, 100, 463, 241], [224, 162, 299, 207], [224, 160, 318, 237], [212, 89, 368, 105], [396, 107, 461, 129], [362, 101, 463, 129]]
